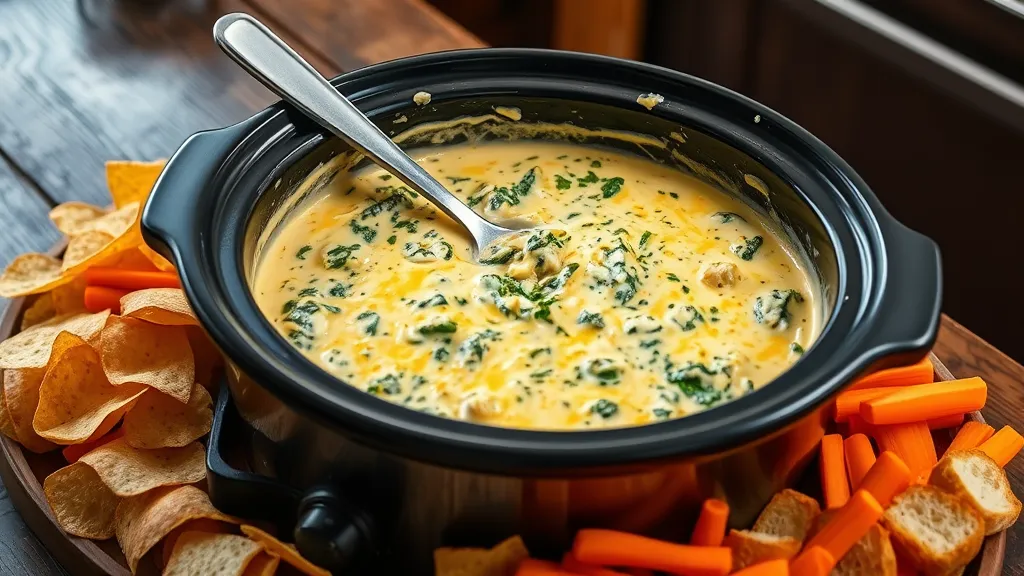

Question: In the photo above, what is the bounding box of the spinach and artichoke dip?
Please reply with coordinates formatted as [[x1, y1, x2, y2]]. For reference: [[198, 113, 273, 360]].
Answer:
[[253, 142, 820, 429]]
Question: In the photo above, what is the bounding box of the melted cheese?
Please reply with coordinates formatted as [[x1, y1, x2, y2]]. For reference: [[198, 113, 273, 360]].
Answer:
[[252, 142, 820, 430]]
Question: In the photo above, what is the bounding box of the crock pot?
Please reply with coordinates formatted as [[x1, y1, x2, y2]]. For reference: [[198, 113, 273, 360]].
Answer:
[[141, 48, 942, 574]]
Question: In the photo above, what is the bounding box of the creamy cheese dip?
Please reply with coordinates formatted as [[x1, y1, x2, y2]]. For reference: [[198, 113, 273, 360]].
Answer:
[[253, 142, 820, 429]]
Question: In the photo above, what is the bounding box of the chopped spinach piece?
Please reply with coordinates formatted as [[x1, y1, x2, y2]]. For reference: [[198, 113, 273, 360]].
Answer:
[[322, 304, 341, 314], [576, 310, 605, 329], [350, 221, 377, 243], [367, 374, 402, 395], [324, 244, 361, 269], [601, 177, 625, 198], [433, 347, 450, 362], [360, 190, 412, 220], [731, 235, 764, 261], [577, 171, 599, 186], [297, 287, 318, 297], [554, 175, 572, 190], [356, 311, 380, 336], [419, 319, 457, 335], [590, 160, 602, 168], [653, 408, 672, 419], [592, 399, 618, 418], [666, 362, 725, 407], [458, 329, 501, 365], [672, 305, 705, 331], [328, 282, 350, 298], [753, 289, 804, 330], [511, 167, 538, 196], [387, 235, 397, 245], [639, 231, 653, 250], [791, 342, 805, 354], [417, 294, 449, 308], [666, 272, 680, 283], [446, 176, 472, 184], [712, 211, 745, 224], [295, 245, 312, 260], [529, 347, 551, 358]]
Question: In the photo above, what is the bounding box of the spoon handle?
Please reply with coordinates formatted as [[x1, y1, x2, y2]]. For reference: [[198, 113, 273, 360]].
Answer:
[[213, 13, 491, 242]]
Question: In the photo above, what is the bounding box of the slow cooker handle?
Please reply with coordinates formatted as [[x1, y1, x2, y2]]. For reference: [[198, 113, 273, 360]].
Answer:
[[865, 218, 943, 367], [140, 111, 273, 269]]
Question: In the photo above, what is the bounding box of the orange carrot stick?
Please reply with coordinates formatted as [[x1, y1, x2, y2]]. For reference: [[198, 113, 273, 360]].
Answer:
[[835, 388, 900, 422], [820, 434, 850, 509], [562, 553, 629, 576], [85, 267, 180, 290], [61, 427, 125, 464], [943, 421, 995, 458], [873, 422, 937, 481], [927, 413, 964, 430], [858, 451, 912, 507], [789, 547, 835, 576], [732, 559, 789, 576], [844, 434, 876, 490], [978, 425, 1024, 467], [848, 356, 933, 390], [860, 378, 986, 425], [803, 490, 884, 563], [572, 529, 731, 576], [516, 558, 579, 576], [83, 286, 131, 313], [691, 499, 729, 547]]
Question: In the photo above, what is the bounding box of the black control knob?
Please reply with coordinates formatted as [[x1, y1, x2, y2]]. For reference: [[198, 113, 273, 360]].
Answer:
[[294, 486, 376, 573]]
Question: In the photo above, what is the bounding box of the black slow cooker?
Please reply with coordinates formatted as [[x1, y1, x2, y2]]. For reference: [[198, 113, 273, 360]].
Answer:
[[141, 48, 942, 574]]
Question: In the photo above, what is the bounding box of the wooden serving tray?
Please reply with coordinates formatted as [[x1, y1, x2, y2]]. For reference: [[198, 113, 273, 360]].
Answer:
[[0, 288, 1007, 575]]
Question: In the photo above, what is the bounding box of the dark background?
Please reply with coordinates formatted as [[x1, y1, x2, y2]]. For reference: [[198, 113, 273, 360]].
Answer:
[[428, 0, 1024, 362]]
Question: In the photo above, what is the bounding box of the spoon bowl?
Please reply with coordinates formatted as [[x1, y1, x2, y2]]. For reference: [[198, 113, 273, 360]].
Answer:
[[213, 12, 533, 258]]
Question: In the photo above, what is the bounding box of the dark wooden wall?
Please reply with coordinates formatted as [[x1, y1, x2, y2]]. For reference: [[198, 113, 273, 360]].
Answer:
[[432, 0, 1024, 361]]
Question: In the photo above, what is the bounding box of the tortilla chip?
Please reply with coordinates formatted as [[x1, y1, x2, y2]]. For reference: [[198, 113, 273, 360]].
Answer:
[[162, 518, 233, 569], [243, 552, 281, 576], [241, 525, 331, 576], [62, 230, 116, 271], [140, 243, 176, 271], [123, 383, 212, 449], [120, 288, 197, 326], [434, 536, 529, 576], [20, 293, 56, 331], [3, 368, 58, 453], [187, 327, 223, 388], [164, 531, 263, 576], [50, 276, 88, 315], [0, 310, 109, 369], [106, 160, 166, 209], [49, 202, 108, 236], [99, 316, 194, 402], [0, 253, 67, 297], [43, 462, 119, 539], [115, 485, 239, 573], [78, 437, 205, 497], [33, 332, 147, 444]]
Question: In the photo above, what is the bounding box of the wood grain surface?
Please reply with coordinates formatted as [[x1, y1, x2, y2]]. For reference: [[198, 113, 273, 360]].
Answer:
[[0, 0, 1021, 574]]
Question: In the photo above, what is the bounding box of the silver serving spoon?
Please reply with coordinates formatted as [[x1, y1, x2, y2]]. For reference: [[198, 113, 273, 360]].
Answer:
[[213, 13, 530, 259]]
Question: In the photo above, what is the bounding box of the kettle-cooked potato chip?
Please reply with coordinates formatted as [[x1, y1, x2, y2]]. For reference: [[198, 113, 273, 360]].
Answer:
[[43, 461, 120, 539], [20, 293, 56, 331], [123, 383, 212, 449], [49, 202, 108, 236], [100, 316, 193, 403], [116, 485, 239, 573], [63, 230, 117, 271], [78, 437, 205, 497], [120, 288, 197, 326], [161, 518, 234, 569], [433, 536, 529, 576], [164, 531, 264, 576], [0, 310, 109, 369], [106, 160, 166, 209], [240, 525, 331, 576], [187, 326, 223, 388], [3, 368, 57, 453], [33, 332, 147, 444], [0, 387, 15, 440]]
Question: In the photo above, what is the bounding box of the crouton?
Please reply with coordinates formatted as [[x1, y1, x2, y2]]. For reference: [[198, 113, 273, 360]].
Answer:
[[929, 449, 1022, 535], [724, 529, 802, 570], [752, 488, 821, 541], [882, 485, 984, 576], [809, 510, 897, 576]]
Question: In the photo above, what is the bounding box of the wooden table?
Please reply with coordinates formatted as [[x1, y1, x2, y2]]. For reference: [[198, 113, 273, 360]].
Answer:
[[0, 1, 1019, 575]]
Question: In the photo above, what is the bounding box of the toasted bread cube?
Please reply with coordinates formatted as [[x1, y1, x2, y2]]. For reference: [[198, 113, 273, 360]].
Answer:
[[724, 529, 802, 570], [929, 449, 1022, 535], [809, 510, 898, 576], [752, 488, 821, 541], [882, 485, 985, 576]]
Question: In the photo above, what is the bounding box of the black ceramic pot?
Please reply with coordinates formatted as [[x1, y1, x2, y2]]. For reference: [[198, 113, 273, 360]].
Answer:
[[142, 48, 941, 574]]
